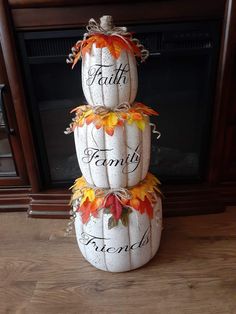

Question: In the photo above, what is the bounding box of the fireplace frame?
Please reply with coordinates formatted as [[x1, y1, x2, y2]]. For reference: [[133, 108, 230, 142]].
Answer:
[[17, 21, 221, 187], [0, 0, 235, 218]]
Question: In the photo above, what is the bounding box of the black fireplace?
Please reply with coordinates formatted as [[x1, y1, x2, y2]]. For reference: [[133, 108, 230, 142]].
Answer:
[[17, 21, 220, 188]]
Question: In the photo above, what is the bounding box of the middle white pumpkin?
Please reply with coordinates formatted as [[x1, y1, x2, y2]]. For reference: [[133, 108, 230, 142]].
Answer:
[[82, 45, 138, 109], [74, 117, 151, 188]]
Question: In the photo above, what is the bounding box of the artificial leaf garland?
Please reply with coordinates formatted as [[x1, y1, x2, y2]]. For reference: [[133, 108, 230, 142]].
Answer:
[[70, 173, 162, 229], [65, 102, 159, 136], [66, 17, 149, 68], [70, 34, 142, 69]]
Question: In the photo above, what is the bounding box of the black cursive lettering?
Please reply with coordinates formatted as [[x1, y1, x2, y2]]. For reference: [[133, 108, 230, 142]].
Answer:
[[79, 228, 151, 254], [81, 145, 141, 174], [86, 63, 130, 86]]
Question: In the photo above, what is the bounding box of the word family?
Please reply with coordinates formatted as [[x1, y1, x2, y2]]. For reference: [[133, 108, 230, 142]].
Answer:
[[82, 145, 141, 174]]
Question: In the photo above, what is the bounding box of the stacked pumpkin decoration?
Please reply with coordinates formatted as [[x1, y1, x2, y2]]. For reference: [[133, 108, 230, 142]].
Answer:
[[66, 16, 162, 272]]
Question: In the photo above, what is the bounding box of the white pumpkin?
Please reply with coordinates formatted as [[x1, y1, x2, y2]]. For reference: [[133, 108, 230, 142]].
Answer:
[[74, 117, 151, 188], [74, 196, 162, 272], [81, 45, 138, 108]]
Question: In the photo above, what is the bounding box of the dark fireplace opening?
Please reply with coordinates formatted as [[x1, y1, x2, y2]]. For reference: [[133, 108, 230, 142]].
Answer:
[[17, 21, 220, 188]]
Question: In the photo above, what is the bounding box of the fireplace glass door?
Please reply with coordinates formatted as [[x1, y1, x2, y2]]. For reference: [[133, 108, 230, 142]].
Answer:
[[17, 21, 220, 187]]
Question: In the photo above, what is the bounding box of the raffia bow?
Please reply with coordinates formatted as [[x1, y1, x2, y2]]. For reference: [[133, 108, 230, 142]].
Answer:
[[65, 173, 162, 235], [85, 18, 128, 37], [90, 102, 131, 115], [65, 185, 131, 236], [71, 184, 132, 206], [65, 186, 161, 236]]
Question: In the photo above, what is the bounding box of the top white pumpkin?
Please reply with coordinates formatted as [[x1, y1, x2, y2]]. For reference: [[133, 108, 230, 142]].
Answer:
[[81, 45, 138, 108], [66, 16, 149, 108]]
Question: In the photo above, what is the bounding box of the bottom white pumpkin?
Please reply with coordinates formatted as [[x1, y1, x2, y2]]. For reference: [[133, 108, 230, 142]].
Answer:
[[74, 197, 162, 272]]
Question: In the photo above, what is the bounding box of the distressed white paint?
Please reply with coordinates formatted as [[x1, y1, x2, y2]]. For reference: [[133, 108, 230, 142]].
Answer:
[[103, 213, 131, 272], [81, 46, 138, 108], [151, 197, 162, 257], [74, 117, 151, 188], [74, 196, 162, 272], [141, 116, 151, 180], [74, 124, 94, 185]]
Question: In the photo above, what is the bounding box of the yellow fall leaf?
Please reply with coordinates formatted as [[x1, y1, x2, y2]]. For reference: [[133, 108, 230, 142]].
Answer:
[[84, 110, 93, 118], [127, 118, 133, 125], [130, 187, 139, 199], [135, 119, 146, 131], [84, 189, 95, 202], [139, 189, 147, 201], [107, 112, 118, 127], [71, 176, 86, 190]]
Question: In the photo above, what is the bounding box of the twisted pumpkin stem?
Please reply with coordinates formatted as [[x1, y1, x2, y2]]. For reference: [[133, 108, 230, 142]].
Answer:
[[100, 15, 114, 31]]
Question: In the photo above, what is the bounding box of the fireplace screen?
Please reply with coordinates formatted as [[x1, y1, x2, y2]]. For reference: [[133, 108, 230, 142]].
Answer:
[[17, 21, 220, 187]]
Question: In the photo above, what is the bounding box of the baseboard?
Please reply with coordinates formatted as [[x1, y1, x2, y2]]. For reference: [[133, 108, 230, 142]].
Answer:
[[27, 183, 229, 218], [0, 188, 31, 212]]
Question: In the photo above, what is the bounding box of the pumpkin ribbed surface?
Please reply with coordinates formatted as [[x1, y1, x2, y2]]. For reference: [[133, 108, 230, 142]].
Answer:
[[74, 197, 162, 272], [74, 116, 151, 188], [82, 46, 138, 108], [66, 15, 162, 272]]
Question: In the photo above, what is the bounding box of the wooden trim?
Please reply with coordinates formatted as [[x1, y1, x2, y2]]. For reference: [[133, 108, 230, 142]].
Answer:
[[0, 177, 29, 185], [28, 210, 70, 218], [0, 187, 31, 211], [221, 125, 236, 180], [0, 42, 28, 185], [27, 184, 228, 219], [0, 0, 40, 191], [207, 0, 234, 183], [11, 0, 225, 31], [0, 0, 233, 218], [220, 182, 236, 204], [28, 192, 71, 218], [0, 187, 31, 194], [0, 182, 233, 217], [9, 0, 148, 9], [161, 184, 225, 216]]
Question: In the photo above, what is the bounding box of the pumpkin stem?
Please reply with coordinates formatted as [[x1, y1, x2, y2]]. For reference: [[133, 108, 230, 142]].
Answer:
[[100, 15, 114, 31]]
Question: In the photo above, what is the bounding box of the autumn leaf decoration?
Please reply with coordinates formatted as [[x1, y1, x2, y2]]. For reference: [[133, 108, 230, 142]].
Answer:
[[66, 16, 149, 67], [70, 33, 142, 69], [71, 173, 162, 229], [66, 102, 159, 136], [102, 195, 129, 229]]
